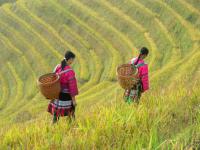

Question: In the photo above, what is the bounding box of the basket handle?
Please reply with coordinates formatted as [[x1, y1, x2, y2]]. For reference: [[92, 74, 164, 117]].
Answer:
[[57, 69, 73, 76], [135, 63, 145, 68], [130, 64, 139, 75]]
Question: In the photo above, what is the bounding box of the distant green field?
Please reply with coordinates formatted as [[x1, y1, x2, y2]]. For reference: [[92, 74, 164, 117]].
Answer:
[[0, 0, 199, 149]]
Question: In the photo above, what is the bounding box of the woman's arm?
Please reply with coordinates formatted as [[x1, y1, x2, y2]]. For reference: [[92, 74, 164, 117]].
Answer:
[[68, 70, 79, 101], [139, 65, 149, 92]]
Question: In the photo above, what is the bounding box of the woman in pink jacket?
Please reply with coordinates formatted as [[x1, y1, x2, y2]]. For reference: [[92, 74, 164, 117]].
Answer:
[[124, 47, 149, 103], [48, 51, 79, 123]]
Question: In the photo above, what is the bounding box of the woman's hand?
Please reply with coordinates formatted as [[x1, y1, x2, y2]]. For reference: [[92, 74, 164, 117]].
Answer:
[[72, 96, 77, 107], [72, 101, 77, 107]]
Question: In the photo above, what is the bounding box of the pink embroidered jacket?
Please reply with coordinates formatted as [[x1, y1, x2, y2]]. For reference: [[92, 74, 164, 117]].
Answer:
[[54, 64, 79, 97], [129, 57, 149, 92]]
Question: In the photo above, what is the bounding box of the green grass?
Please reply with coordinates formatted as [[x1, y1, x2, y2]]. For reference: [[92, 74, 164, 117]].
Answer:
[[0, 0, 15, 6], [0, 0, 199, 149]]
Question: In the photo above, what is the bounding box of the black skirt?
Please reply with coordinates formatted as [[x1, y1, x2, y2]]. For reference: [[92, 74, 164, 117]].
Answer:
[[47, 92, 74, 117], [59, 92, 72, 101]]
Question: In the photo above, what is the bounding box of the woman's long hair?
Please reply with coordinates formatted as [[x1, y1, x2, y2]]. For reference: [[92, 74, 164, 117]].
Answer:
[[61, 51, 76, 70], [134, 47, 149, 65]]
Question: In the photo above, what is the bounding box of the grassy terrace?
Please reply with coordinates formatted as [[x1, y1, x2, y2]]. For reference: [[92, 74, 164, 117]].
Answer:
[[0, 0, 199, 149]]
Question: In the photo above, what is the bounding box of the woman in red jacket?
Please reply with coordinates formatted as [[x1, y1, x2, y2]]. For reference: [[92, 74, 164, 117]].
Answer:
[[48, 51, 79, 123], [124, 47, 149, 103]]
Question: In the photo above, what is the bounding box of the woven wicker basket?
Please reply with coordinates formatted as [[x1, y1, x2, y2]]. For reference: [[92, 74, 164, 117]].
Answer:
[[37, 73, 61, 99], [116, 64, 139, 90]]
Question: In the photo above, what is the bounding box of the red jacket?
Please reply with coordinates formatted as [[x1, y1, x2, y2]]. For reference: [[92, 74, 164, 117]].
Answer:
[[54, 64, 79, 96], [129, 57, 149, 92]]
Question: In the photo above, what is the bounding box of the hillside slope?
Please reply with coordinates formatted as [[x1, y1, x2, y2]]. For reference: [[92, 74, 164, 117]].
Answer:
[[0, 0, 199, 149]]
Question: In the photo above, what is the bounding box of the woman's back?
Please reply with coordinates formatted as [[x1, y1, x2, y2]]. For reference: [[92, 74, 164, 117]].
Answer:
[[54, 64, 78, 96]]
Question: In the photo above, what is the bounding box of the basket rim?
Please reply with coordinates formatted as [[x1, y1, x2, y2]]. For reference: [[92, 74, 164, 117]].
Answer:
[[37, 73, 60, 86], [116, 64, 138, 76], [117, 74, 139, 78]]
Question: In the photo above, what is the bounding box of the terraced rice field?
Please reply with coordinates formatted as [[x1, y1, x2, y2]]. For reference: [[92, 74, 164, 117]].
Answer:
[[0, 0, 199, 149]]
